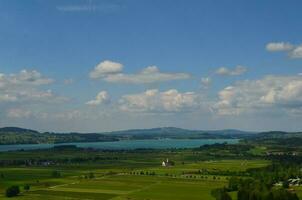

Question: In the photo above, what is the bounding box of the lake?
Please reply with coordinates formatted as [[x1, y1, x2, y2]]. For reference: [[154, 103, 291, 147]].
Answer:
[[0, 139, 239, 152]]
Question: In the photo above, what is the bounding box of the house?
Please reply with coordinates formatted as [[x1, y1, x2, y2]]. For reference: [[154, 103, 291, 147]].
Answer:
[[288, 178, 301, 186], [162, 158, 172, 167], [275, 178, 302, 187]]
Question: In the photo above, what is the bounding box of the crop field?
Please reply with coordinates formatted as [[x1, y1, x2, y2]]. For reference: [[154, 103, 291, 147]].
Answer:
[[0, 175, 226, 200], [0, 159, 270, 200], [144, 159, 270, 175]]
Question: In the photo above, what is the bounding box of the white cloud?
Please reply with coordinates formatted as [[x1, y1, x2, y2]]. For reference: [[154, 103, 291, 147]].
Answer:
[[266, 42, 294, 52], [119, 89, 199, 113], [86, 91, 110, 106], [266, 42, 302, 59], [289, 45, 302, 58], [89, 61, 191, 84], [213, 75, 302, 115], [89, 60, 123, 79], [215, 66, 247, 76], [0, 70, 53, 89], [0, 70, 66, 104]]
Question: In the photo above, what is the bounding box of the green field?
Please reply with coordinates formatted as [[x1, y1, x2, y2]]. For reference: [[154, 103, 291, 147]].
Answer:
[[145, 159, 270, 175], [0, 159, 270, 200], [0, 173, 227, 200]]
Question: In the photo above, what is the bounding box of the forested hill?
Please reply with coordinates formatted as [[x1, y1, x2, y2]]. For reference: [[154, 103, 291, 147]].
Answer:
[[105, 127, 254, 139], [252, 131, 302, 139], [0, 127, 254, 145], [244, 131, 302, 148], [0, 127, 39, 133], [0, 127, 118, 145]]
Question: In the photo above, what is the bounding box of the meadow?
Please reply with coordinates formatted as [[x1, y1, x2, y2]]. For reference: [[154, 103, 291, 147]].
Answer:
[[0, 158, 270, 200]]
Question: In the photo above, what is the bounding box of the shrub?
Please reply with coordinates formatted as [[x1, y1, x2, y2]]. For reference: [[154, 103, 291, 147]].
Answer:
[[24, 184, 30, 191], [51, 170, 61, 178], [88, 172, 95, 179], [5, 186, 20, 197]]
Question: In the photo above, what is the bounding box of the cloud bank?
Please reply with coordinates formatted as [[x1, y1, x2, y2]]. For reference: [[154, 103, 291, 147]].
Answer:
[[119, 89, 200, 113], [214, 75, 302, 115], [266, 42, 302, 59], [215, 66, 247, 76], [89, 60, 191, 84]]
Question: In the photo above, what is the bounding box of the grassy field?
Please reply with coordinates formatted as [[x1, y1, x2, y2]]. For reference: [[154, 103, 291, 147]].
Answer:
[[0, 175, 226, 200], [0, 159, 270, 200], [144, 159, 270, 175]]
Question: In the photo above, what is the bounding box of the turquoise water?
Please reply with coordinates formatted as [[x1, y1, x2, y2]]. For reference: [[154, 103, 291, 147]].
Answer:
[[0, 139, 239, 152]]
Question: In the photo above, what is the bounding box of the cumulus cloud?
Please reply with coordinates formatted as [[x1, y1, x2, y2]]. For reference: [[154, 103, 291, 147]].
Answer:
[[213, 75, 302, 115], [86, 91, 110, 106], [215, 66, 247, 76], [0, 70, 66, 104], [289, 45, 302, 58], [119, 89, 199, 113], [0, 70, 53, 89], [266, 42, 302, 59], [89, 60, 123, 79], [89, 60, 191, 84], [266, 42, 294, 52]]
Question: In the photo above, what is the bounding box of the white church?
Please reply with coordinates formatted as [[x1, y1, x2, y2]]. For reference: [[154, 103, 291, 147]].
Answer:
[[162, 158, 172, 167]]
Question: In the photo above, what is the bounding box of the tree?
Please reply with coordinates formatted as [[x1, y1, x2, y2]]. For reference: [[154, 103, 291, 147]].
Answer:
[[282, 180, 290, 189], [237, 188, 249, 200], [211, 188, 232, 200], [51, 170, 61, 178], [5, 186, 20, 197], [24, 184, 30, 191], [228, 177, 240, 191], [220, 191, 232, 200], [88, 172, 95, 179]]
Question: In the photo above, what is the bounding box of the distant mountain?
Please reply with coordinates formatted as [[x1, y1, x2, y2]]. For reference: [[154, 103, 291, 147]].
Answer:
[[105, 127, 255, 139], [0, 126, 255, 145]]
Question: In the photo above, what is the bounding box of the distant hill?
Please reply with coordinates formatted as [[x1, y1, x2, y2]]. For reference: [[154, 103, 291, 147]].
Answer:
[[0, 127, 39, 134], [0, 127, 117, 145], [253, 131, 302, 139], [106, 127, 255, 139], [0, 126, 255, 145], [246, 131, 302, 147]]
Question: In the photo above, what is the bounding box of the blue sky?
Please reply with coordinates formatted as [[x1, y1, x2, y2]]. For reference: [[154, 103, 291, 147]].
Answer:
[[1, 0, 302, 132]]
